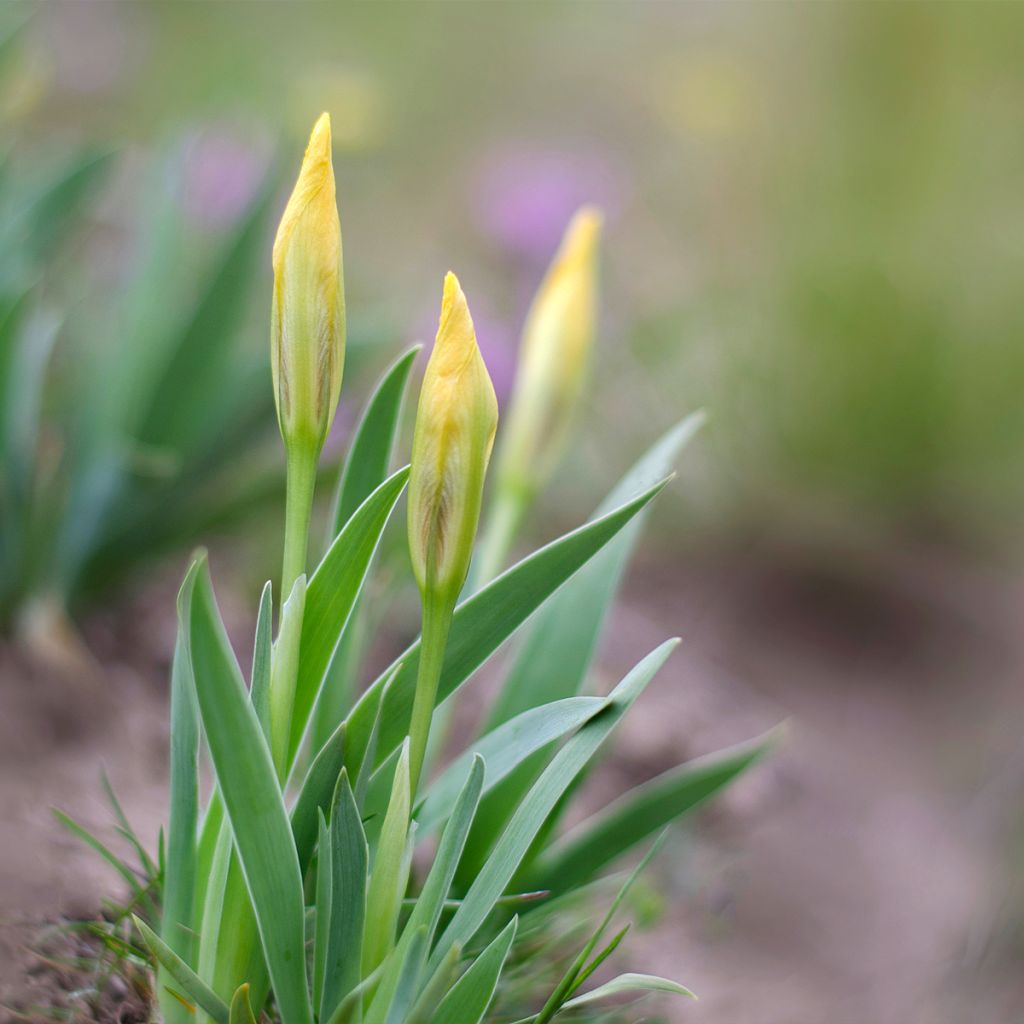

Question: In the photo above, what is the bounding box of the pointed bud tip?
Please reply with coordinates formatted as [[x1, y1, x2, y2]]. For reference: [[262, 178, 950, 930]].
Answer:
[[435, 271, 476, 370], [307, 111, 332, 158], [563, 205, 603, 258]]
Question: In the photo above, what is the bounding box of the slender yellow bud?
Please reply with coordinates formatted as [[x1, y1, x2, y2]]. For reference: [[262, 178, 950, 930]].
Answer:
[[499, 206, 602, 497], [271, 112, 345, 454], [408, 272, 498, 605]]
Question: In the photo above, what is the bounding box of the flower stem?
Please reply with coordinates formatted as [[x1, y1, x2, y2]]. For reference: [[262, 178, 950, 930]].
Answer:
[[280, 442, 318, 603], [408, 595, 454, 797]]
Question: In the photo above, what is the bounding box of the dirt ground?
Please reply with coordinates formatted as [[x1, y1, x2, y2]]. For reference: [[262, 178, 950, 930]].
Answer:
[[2, 547, 1023, 1024]]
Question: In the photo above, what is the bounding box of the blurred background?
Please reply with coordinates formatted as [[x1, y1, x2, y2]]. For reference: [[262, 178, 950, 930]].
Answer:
[[3, 3, 1024, 1022]]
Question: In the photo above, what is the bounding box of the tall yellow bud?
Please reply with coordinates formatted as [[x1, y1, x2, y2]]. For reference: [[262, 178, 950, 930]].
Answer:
[[498, 206, 602, 498], [472, 207, 602, 589], [408, 272, 498, 606], [406, 273, 497, 794], [271, 112, 345, 454]]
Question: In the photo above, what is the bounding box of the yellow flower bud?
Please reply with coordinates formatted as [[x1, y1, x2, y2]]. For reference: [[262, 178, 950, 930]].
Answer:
[[498, 206, 602, 497], [271, 112, 345, 453], [408, 272, 498, 604]]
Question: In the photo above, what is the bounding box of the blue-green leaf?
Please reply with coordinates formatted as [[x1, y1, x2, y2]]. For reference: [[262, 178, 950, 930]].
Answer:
[[415, 699, 603, 835], [344, 478, 671, 778], [319, 770, 368, 1022], [288, 467, 410, 763], [431, 641, 678, 967], [530, 732, 775, 893], [329, 344, 420, 538], [159, 581, 201, 1024], [186, 559, 312, 1024], [430, 917, 518, 1024], [134, 916, 229, 1024]]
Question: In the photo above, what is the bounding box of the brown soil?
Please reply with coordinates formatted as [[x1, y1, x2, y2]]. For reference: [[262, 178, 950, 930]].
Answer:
[[2, 548, 1023, 1023]]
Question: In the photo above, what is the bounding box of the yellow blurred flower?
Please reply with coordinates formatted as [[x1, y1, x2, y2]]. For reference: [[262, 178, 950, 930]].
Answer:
[[497, 206, 602, 499]]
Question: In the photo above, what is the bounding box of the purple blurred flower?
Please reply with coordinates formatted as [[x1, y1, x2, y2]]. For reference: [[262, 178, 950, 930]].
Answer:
[[182, 126, 271, 230], [472, 144, 626, 262]]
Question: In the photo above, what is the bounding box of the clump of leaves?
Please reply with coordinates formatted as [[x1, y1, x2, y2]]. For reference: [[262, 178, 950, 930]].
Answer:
[[60, 113, 770, 1023]]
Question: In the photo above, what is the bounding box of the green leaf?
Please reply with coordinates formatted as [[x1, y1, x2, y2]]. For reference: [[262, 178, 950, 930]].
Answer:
[[134, 182, 274, 455], [288, 466, 410, 763], [271, 574, 306, 775], [329, 344, 420, 539], [430, 917, 518, 1024], [313, 811, 332, 1012], [406, 942, 462, 1024], [100, 768, 157, 883], [250, 581, 273, 740], [134, 915, 230, 1024], [229, 984, 258, 1024], [487, 414, 704, 730], [159, 584, 201, 1024], [290, 719, 346, 878], [21, 149, 113, 264], [363, 739, 411, 978], [464, 417, 704, 881], [322, 962, 386, 1024], [344, 478, 672, 778], [382, 926, 427, 1024], [319, 770, 368, 1022], [530, 732, 775, 893], [431, 640, 678, 968], [364, 925, 427, 1024], [560, 973, 695, 1010], [313, 345, 419, 750], [367, 757, 485, 1019], [534, 836, 665, 1024], [53, 810, 156, 919], [185, 559, 312, 1024], [415, 698, 604, 835]]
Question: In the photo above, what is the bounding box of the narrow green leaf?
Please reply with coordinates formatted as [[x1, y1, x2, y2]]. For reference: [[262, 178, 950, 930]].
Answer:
[[561, 973, 695, 1010], [363, 740, 411, 978], [487, 414, 704, 730], [313, 811, 333, 1012], [367, 757, 485, 1019], [363, 924, 428, 1024], [464, 418, 703, 880], [406, 942, 461, 1024], [250, 581, 273, 740], [290, 719, 346, 878], [186, 559, 312, 1024], [530, 732, 775, 893], [53, 810, 155, 918], [160, 578, 201, 1024], [134, 182, 274, 455], [22, 149, 113, 263], [319, 770, 368, 1022], [345, 478, 672, 778], [289, 466, 410, 763], [322, 962, 386, 1024], [567, 924, 629, 997], [329, 344, 420, 539], [100, 768, 157, 883], [229, 984, 258, 1024], [415, 698, 603, 835], [134, 916, 229, 1024], [535, 833, 667, 1024], [431, 640, 678, 968], [271, 573, 306, 775], [431, 917, 518, 1024]]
